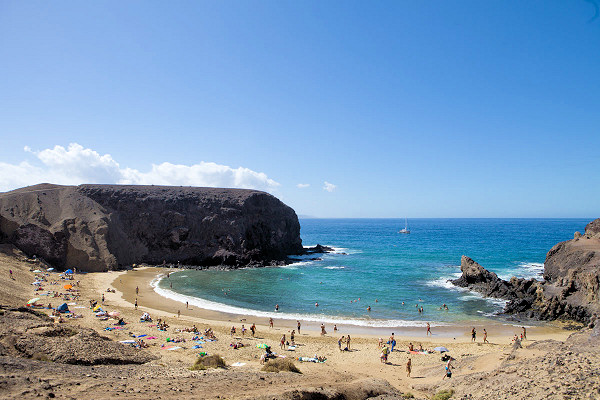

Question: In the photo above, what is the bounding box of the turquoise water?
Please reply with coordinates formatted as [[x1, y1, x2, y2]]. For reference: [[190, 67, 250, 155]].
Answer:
[[156, 218, 589, 327]]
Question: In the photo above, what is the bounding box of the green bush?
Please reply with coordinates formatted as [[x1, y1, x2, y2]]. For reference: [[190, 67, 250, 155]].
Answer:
[[261, 358, 301, 373], [190, 354, 227, 370], [432, 389, 454, 400]]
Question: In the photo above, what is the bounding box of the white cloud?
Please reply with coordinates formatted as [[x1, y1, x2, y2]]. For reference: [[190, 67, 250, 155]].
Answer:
[[0, 143, 280, 192], [296, 183, 310, 188], [323, 181, 336, 192]]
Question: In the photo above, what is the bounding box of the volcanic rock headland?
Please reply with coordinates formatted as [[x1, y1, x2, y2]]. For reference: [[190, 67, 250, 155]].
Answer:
[[0, 184, 303, 272], [452, 218, 600, 323]]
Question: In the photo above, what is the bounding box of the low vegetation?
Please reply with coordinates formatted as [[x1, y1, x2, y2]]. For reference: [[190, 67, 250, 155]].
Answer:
[[190, 354, 227, 370], [431, 389, 454, 400], [261, 358, 301, 373]]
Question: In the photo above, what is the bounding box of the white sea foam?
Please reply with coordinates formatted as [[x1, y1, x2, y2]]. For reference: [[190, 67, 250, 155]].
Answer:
[[425, 272, 467, 292], [151, 274, 445, 328], [498, 261, 544, 281], [324, 266, 345, 270]]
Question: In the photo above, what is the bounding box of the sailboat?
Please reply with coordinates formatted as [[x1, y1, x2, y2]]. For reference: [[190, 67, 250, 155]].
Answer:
[[398, 218, 410, 234]]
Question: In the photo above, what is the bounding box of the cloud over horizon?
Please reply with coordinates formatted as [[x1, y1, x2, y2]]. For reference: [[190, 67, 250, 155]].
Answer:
[[296, 183, 310, 188], [0, 143, 280, 192]]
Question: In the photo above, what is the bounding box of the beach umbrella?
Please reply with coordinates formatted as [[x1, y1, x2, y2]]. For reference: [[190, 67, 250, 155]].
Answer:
[[63, 284, 72, 290], [27, 297, 41, 305], [256, 343, 268, 349], [47, 268, 54, 271], [93, 305, 102, 312], [65, 269, 74, 274], [434, 346, 449, 353], [33, 270, 42, 273]]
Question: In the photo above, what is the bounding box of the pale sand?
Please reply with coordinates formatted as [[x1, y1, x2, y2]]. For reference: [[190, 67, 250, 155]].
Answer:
[[79, 266, 571, 395]]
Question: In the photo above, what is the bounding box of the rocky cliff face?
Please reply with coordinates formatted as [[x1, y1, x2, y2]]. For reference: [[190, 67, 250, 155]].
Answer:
[[452, 218, 600, 323], [0, 184, 303, 272]]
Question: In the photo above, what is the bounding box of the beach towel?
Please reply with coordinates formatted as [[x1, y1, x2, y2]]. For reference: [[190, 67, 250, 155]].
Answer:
[[231, 362, 246, 367], [136, 334, 147, 338], [256, 343, 269, 349], [287, 345, 296, 351], [409, 350, 431, 355], [120, 340, 136, 344], [166, 346, 182, 351], [146, 336, 157, 340], [192, 345, 203, 349]]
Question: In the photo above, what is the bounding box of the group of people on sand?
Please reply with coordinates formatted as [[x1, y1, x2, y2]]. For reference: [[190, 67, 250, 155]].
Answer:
[[231, 323, 257, 337], [156, 318, 169, 331], [337, 335, 351, 351]]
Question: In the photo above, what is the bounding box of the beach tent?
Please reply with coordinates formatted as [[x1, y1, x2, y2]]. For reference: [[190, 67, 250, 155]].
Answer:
[[65, 269, 74, 274], [57, 303, 69, 313], [93, 305, 103, 312], [27, 298, 41, 305], [434, 346, 449, 353], [47, 268, 54, 271], [63, 284, 72, 290]]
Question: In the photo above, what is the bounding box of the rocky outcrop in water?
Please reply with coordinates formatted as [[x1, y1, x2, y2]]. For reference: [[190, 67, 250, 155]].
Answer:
[[452, 218, 600, 323], [0, 184, 303, 272]]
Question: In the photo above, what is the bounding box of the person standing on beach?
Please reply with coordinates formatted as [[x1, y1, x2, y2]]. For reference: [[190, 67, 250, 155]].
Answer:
[[483, 329, 489, 343], [280, 334, 286, 349], [251, 323, 256, 337], [426, 322, 431, 336], [320, 324, 327, 336], [346, 335, 351, 350], [177, 310, 181, 318], [134, 298, 138, 310], [269, 318, 274, 328], [406, 358, 412, 377], [9, 269, 13, 280], [522, 326, 527, 340], [102, 293, 105, 304], [338, 335, 344, 351], [186, 301, 188, 309], [471, 327, 476, 342], [389, 333, 396, 352], [136, 286, 139, 295], [297, 320, 301, 334]]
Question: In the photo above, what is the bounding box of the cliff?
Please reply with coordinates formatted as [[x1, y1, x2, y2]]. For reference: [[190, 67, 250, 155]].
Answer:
[[0, 184, 303, 271], [452, 218, 600, 323]]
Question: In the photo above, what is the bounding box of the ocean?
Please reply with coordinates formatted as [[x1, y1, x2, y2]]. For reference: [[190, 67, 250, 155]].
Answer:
[[154, 218, 589, 328]]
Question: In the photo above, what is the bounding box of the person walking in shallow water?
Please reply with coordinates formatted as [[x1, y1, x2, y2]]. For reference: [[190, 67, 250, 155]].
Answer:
[[426, 322, 431, 336]]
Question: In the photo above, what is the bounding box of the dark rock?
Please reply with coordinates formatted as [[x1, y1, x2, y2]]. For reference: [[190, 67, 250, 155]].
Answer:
[[0, 184, 304, 271], [303, 244, 335, 254]]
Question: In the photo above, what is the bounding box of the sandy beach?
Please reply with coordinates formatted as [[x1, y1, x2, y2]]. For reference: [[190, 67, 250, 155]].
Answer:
[[4, 247, 599, 400]]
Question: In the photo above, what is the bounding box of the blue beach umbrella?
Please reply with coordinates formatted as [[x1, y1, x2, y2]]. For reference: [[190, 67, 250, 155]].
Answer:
[[65, 269, 74, 274]]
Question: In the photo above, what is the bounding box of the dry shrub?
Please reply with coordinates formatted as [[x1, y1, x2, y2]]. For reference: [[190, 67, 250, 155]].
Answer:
[[261, 358, 301, 373], [190, 354, 227, 370], [432, 389, 454, 400]]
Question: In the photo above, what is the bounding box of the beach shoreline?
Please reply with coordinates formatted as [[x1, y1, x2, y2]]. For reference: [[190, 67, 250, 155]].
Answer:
[[4, 245, 597, 400], [108, 266, 571, 342]]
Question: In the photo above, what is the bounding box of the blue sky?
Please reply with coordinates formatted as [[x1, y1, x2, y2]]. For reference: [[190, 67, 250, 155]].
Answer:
[[0, 1, 598, 217]]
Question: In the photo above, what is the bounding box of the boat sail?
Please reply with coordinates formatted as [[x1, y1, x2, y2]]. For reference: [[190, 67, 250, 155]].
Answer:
[[398, 218, 410, 234]]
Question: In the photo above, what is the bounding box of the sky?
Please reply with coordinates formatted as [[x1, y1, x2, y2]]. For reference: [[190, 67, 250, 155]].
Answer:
[[0, 1, 599, 218]]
